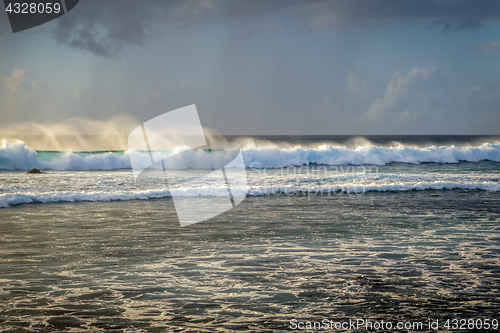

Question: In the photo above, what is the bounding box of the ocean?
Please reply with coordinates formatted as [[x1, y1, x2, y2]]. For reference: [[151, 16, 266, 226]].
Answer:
[[0, 135, 499, 332]]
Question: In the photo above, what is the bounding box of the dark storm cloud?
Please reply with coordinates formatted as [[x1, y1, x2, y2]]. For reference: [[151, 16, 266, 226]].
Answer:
[[47, 0, 500, 56], [295, 0, 500, 29], [53, 0, 213, 57], [217, 0, 500, 29]]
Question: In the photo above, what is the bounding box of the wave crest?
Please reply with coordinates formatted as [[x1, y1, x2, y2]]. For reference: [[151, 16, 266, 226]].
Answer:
[[243, 143, 500, 168], [1, 140, 500, 171]]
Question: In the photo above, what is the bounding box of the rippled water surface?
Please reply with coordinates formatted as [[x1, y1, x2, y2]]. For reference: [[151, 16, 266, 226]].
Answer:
[[1, 191, 499, 332]]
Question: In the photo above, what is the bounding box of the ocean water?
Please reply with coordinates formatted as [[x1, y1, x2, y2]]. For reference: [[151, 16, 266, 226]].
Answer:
[[0, 136, 499, 332]]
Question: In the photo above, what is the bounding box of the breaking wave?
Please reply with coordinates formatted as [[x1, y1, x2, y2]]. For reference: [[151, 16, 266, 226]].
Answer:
[[0, 181, 499, 208], [1, 140, 500, 171]]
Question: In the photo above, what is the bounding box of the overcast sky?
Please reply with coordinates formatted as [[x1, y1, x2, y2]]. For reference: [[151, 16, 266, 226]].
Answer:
[[1, 0, 500, 135]]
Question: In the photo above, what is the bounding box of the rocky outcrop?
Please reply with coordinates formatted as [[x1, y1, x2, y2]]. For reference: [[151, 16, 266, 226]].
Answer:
[[26, 169, 44, 174]]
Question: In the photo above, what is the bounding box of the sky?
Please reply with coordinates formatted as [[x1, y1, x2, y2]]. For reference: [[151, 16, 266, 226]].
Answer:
[[1, 0, 500, 135]]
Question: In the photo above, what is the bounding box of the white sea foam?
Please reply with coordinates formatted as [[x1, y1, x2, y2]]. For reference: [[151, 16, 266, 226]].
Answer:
[[242, 143, 500, 167], [1, 140, 500, 171], [0, 140, 131, 170], [0, 187, 235, 208], [0, 180, 498, 208]]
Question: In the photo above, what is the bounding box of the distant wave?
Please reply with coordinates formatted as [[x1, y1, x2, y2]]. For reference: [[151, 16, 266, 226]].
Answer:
[[1, 140, 500, 171], [242, 143, 500, 167], [1, 181, 499, 208]]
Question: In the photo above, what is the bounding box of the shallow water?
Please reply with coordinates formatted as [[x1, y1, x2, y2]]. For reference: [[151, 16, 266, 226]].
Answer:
[[0, 161, 499, 209], [1, 191, 499, 332]]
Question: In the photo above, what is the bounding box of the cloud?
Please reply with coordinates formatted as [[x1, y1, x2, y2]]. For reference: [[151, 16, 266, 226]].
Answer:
[[53, 0, 214, 57], [296, 0, 500, 30], [308, 69, 456, 134], [0, 69, 93, 125], [2, 0, 500, 56], [0, 69, 127, 126], [346, 72, 370, 99], [162, 0, 214, 27], [360, 67, 460, 133], [0, 69, 55, 124], [215, 0, 500, 30], [366, 67, 449, 123], [29, 0, 500, 56], [216, 0, 309, 20], [469, 41, 500, 52], [358, 67, 500, 134], [462, 83, 500, 131], [54, 1, 150, 57]]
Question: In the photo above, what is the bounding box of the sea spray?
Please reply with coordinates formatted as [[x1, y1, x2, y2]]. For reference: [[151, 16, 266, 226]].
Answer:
[[1, 140, 500, 171]]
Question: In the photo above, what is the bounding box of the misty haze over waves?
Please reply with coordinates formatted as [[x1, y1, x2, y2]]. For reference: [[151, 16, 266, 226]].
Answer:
[[1, 139, 500, 171]]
